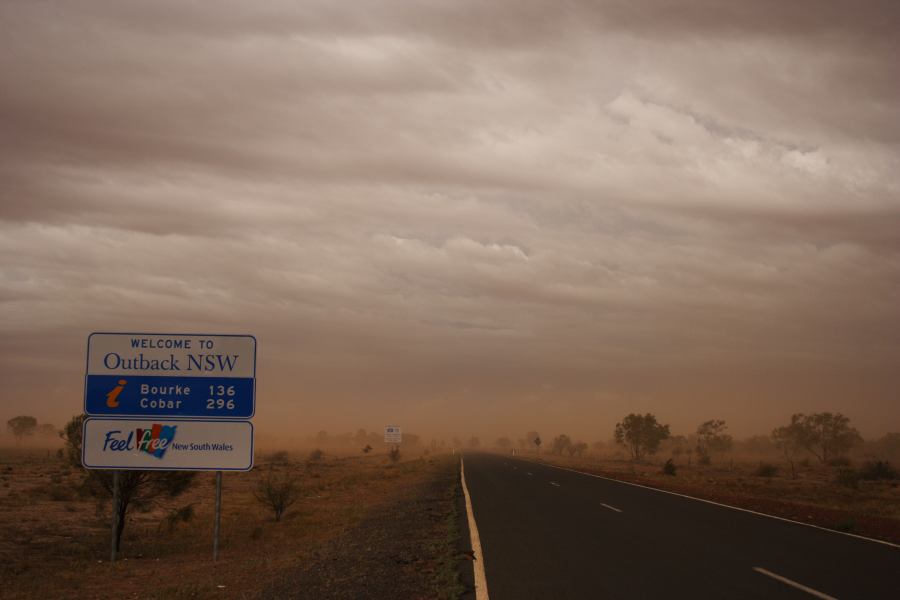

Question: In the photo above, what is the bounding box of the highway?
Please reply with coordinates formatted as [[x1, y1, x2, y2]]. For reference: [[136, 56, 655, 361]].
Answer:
[[462, 453, 900, 599]]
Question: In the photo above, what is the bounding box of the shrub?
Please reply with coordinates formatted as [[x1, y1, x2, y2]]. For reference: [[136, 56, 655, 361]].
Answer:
[[389, 447, 401, 463], [754, 463, 779, 478], [164, 504, 195, 531], [662, 459, 677, 476], [835, 468, 861, 489], [858, 460, 898, 481], [49, 486, 75, 502], [269, 450, 290, 464], [307, 449, 324, 463], [826, 456, 852, 467], [254, 465, 300, 522]]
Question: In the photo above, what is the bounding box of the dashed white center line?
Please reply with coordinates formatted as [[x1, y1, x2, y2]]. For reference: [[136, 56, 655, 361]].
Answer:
[[753, 567, 838, 600], [550, 481, 560, 487], [601, 503, 623, 513]]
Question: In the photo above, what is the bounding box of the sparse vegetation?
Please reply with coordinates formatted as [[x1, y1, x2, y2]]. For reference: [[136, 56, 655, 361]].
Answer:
[[389, 446, 401, 462]]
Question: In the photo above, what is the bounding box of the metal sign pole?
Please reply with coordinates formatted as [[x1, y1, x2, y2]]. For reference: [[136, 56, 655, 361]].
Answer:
[[110, 470, 120, 563], [213, 471, 222, 561]]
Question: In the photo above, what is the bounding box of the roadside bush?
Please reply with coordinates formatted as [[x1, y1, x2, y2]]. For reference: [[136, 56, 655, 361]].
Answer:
[[754, 463, 779, 478], [389, 447, 401, 463], [858, 460, 898, 481], [269, 450, 290, 464], [307, 449, 324, 463], [49, 485, 75, 502], [662, 459, 677, 476], [254, 465, 300, 522], [835, 468, 861, 489], [164, 504, 195, 531], [826, 456, 852, 467]]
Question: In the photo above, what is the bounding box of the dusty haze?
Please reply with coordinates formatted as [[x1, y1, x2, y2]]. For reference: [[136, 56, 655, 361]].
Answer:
[[1, 1, 899, 443]]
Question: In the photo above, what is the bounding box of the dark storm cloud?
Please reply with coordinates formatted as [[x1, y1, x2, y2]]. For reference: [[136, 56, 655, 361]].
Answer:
[[1, 1, 898, 439]]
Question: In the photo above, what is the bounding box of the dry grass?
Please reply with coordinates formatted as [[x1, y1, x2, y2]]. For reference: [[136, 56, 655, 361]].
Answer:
[[0, 448, 462, 599]]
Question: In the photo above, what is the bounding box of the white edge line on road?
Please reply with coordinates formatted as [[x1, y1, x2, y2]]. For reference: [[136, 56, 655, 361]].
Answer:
[[550, 481, 560, 487], [753, 567, 838, 600], [461, 457, 490, 600], [529, 460, 900, 550], [601, 503, 623, 513]]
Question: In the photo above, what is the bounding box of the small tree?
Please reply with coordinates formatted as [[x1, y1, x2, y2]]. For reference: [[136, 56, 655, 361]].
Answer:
[[614, 413, 670, 461], [569, 442, 588, 457], [7, 416, 37, 444], [551, 434, 572, 456], [254, 464, 300, 522], [60, 414, 195, 549], [533, 436, 542, 454], [496, 437, 511, 450], [789, 412, 862, 464], [695, 420, 733, 464], [468, 436, 480, 449], [772, 421, 806, 479]]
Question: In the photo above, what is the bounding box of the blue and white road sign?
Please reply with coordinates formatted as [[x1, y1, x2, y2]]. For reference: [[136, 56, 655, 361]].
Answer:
[[84, 333, 256, 418]]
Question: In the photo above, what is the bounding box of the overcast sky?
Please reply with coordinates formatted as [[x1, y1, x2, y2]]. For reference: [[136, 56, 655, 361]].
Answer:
[[1, 1, 898, 442]]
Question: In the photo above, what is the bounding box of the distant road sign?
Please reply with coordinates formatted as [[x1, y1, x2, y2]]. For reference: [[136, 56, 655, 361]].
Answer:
[[82, 418, 254, 471], [84, 333, 256, 418], [384, 425, 402, 444]]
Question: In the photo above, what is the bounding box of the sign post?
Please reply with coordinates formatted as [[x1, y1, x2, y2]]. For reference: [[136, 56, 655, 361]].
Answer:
[[110, 470, 120, 563], [82, 332, 256, 563], [213, 471, 222, 561]]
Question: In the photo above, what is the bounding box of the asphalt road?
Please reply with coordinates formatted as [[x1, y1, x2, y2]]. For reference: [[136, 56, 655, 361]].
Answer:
[[463, 453, 900, 600]]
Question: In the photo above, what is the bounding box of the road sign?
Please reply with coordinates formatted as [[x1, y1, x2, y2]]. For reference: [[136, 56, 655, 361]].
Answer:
[[84, 333, 256, 418], [384, 425, 402, 444], [82, 418, 254, 471]]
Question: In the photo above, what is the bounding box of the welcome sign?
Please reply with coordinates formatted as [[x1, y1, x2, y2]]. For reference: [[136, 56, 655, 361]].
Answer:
[[84, 333, 256, 418], [82, 418, 254, 471]]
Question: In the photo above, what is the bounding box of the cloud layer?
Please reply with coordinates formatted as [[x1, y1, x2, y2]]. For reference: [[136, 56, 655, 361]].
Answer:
[[2, 1, 898, 439]]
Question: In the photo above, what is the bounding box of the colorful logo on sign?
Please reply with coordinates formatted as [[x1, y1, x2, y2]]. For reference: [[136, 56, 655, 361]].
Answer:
[[102, 424, 177, 459], [136, 424, 177, 458]]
